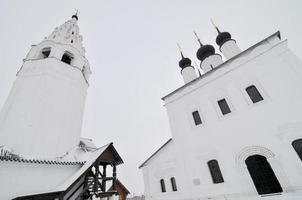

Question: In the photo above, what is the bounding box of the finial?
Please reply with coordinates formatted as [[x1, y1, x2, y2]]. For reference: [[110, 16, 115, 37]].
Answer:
[[177, 43, 184, 58], [210, 19, 221, 34], [193, 31, 203, 47], [72, 9, 79, 20]]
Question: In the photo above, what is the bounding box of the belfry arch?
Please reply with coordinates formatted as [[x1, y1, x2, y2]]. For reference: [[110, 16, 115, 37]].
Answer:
[[245, 155, 283, 195]]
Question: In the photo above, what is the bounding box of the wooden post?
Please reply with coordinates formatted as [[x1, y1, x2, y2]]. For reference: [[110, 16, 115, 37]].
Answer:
[[112, 164, 117, 191], [102, 164, 107, 192]]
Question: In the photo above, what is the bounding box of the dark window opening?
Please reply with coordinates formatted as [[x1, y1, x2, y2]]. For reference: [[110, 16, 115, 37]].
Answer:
[[72, 31, 74, 35], [160, 179, 166, 192], [292, 139, 302, 161], [170, 177, 177, 191], [246, 85, 264, 103], [218, 99, 231, 115], [192, 110, 202, 125], [61, 52, 73, 65], [42, 48, 51, 58], [208, 160, 224, 184], [71, 40, 73, 43], [245, 155, 283, 195]]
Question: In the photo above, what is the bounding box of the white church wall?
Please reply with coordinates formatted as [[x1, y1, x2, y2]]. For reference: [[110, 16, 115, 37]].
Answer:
[[0, 57, 88, 158], [0, 161, 80, 199], [141, 140, 189, 200], [143, 34, 302, 199]]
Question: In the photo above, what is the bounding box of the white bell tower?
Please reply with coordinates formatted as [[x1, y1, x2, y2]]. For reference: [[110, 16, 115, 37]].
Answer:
[[0, 14, 91, 158]]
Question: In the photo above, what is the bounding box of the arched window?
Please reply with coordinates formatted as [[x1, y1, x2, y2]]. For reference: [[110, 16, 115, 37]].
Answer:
[[246, 85, 263, 103], [160, 179, 166, 192], [61, 52, 73, 65], [41, 47, 51, 58], [292, 139, 302, 161], [207, 160, 224, 184], [170, 177, 177, 191], [245, 155, 282, 195]]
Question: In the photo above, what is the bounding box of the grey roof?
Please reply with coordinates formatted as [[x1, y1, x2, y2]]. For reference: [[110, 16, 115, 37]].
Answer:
[[162, 31, 281, 101], [139, 138, 172, 169]]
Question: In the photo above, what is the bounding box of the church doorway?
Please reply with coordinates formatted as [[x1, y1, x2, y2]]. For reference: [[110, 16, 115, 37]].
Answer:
[[245, 155, 283, 195]]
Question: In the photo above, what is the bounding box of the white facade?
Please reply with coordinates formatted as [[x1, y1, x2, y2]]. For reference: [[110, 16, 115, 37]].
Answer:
[[0, 16, 91, 158], [140, 32, 302, 200], [0, 15, 123, 200]]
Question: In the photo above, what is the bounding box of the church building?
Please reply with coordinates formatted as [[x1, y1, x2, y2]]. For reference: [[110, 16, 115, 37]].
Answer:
[[0, 14, 124, 200], [139, 26, 302, 199]]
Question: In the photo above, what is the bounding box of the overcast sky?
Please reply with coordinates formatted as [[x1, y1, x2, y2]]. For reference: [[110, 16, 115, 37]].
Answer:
[[1, 0, 302, 195]]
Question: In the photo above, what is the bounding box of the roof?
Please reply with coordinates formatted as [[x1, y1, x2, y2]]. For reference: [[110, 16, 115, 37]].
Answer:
[[162, 31, 281, 101], [55, 142, 123, 191], [139, 138, 172, 168], [0, 155, 85, 165], [108, 179, 130, 195], [13, 142, 124, 199]]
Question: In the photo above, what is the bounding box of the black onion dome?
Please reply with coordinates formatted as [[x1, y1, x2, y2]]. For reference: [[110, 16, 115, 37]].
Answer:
[[72, 14, 78, 20], [196, 44, 215, 61], [179, 57, 192, 69], [216, 32, 231, 47]]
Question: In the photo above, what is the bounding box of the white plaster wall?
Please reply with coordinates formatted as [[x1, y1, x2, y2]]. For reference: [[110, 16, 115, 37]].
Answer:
[[220, 40, 241, 60], [181, 66, 197, 84], [0, 161, 81, 200], [142, 141, 190, 200], [0, 57, 88, 158], [143, 35, 302, 199], [201, 54, 223, 73]]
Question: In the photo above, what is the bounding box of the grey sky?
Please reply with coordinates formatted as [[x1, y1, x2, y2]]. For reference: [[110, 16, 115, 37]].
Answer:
[[1, 0, 302, 195]]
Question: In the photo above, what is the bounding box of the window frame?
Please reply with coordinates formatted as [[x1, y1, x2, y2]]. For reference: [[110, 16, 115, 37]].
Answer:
[[238, 79, 268, 106], [217, 98, 232, 115], [61, 51, 74, 65], [245, 85, 264, 104], [170, 177, 177, 192], [192, 110, 202, 126], [160, 179, 166, 193], [207, 159, 224, 184]]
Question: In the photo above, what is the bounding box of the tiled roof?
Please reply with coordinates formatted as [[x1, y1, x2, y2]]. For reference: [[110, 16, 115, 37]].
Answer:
[[0, 155, 85, 165]]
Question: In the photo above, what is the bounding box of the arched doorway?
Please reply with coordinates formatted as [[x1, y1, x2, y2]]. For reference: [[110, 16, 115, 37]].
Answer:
[[245, 155, 282, 195]]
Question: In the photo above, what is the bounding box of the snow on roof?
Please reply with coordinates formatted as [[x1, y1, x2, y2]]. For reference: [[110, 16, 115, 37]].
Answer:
[[79, 137, 97, 150], [0, 156, 85, 165], [55, 143, 111, 191]]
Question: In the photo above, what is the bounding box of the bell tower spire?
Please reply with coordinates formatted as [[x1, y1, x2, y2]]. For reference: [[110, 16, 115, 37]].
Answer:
[[0, 15, 91, 158]]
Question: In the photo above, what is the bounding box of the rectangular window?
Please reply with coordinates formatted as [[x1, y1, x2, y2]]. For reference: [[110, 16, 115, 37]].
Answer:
[[218, 99, 231, 115], [208, 160, 224, 184], [170, 177, 177, 191], [192, 111, 202, 125], [160, 179, 166, 192], [246, 85, 264, 103]]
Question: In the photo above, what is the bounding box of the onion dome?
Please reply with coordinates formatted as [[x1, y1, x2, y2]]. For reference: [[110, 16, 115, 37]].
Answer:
[[196, 44, 215, 61], [216, 31, 231, 47], [179, 55, 192, 69], [177, 44, 192, 69], [213, 25, 232, 47], [194, 32, 215, 61]]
